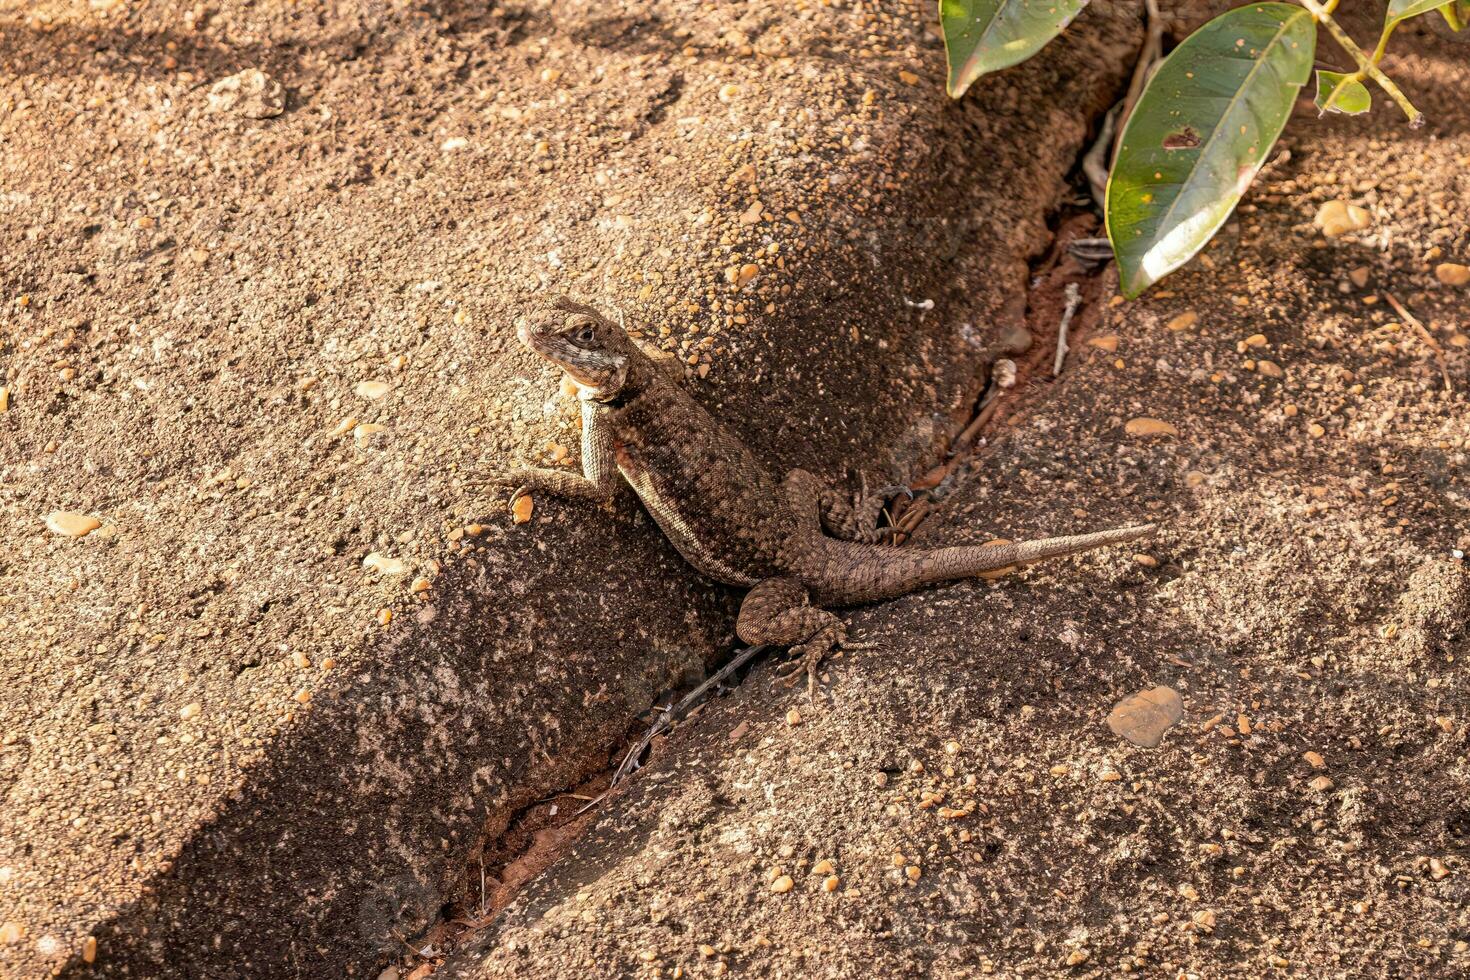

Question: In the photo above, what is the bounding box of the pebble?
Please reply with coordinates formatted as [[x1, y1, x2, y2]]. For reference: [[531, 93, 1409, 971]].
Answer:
[[376, 608, 393, 626], [0, 386, 8, 412], [363, 552, 410, 577], [46, 512, 101, 537], [1134, 554, 1158, 567], [786, 708, 802, 726], [329, 416, 358, 437], [1303, 750, 1325, 768], [1255, 359, 1283, 378], [1106, 686, 1183, 748], [1124, 417, 1178, 437], [1314, 200, 1371, 238], [294, 689, 312, 704], [355, 380, 391, 400], [1307, 775, 1334, 792], [1348, 266, 1370, 288], [822, 875, 840, 892], [82, 936, 97, 963], [770, 875, 794, 893], [441, 137, 469, 152], [813, 859, 835, 875], [353, 422, 387, 446], [0, 921, 23, 945], [1165, 311, 1197, 332], [411, 577, 432, 594], [206, 68, 285, 118], [1066, 949, 1089, 966], [1086, 334, 1119, 352], [1308, 422, 1326, 438], [178, 702, 201, 721], [1435, 263, 1470, 286], [512, 495, 534, 524]]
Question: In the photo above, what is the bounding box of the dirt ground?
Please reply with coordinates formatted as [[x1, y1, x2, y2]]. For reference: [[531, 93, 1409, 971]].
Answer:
[[3, 0, 1466, 977], [441, 13, 1470, 980], [0, 0, 1146, 976]]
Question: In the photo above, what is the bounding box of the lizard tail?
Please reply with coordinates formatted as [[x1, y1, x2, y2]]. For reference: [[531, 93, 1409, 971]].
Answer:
[[926, 523, 1158, 577], [813, 523, 1157, 606]]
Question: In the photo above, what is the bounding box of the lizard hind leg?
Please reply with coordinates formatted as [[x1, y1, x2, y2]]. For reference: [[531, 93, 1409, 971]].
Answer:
[[736, 577, 846, 701], [782, 468, 902, 544]]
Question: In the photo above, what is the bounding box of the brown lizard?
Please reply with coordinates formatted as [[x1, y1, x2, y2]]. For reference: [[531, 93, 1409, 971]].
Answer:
[[502, 296, 1155, 696]]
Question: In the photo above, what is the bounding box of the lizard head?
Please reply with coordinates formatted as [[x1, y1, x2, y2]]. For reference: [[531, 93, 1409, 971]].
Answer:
[[516, 296, 642, 400]]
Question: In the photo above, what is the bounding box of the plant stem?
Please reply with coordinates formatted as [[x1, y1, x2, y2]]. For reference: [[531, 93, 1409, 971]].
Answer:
[[1297, 0, 1425, 127]]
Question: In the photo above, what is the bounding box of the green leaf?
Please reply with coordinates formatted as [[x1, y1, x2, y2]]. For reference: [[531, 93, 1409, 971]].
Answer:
[[1105, 3, 1316, 298], [1387, 0, 1452, 24], [941, 0, 1090, 98], [1438, 0, 1467, 30], [1314, 70, 1371, 115]]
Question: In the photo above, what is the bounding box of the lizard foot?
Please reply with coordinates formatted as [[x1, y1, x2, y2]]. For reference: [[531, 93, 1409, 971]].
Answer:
[[773, 625, 860, 703]]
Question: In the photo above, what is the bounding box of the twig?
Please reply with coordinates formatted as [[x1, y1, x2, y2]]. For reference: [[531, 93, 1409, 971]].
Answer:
[[1083, 0, 1163, 210], [575, 645, 770, 815], [1053, 283, 1082, 377], [1384, 292, 1452, 392], [1297, 0, 1424, 127]]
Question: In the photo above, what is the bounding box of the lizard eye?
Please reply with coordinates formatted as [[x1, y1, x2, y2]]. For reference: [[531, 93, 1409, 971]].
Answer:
[[575, 326, 596, 345]]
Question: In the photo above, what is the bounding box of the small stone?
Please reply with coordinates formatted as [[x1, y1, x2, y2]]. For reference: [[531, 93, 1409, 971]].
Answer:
[[1049, 764, 1070, 776], [1307, 422, 1326, 438], [363, 553, 410, 577], [717, 83, 741, 103], [1099, 770, 1123, 782], [291, 651, 311, 669], [1307, 775, 1334, 792], [46, 511, 102, 537], [329, 416, 357, 437], [1303, 750, 1326, 768], [0, 386, 9, 412], [1134, 554, 1158, 567], [1255, 360, 1283, 378], [512, 495, 534, 524], [440, 137, 469, 152], [353, 422, 387, 446], [698, 945, 717, 958], [376, 608, 392, 626], [0, 921, 23, 945], [206, 68, 285, 118], [944, 740, 961, 755], [1435, 263, 1470, 286], [178, 702, 201, 721], [1066, 949, 1090, 967], [82, 936, 97, 963], [294, 689, 312, 704], [770, 875, 794, 893], [822, 875, 840, 892], [1192, 909, 1217, 933], [1107, 686, 1184, 747], [905, 865, 922, 882], [729, 721, 750, 742], [411, 577, 432, 594], [1314, 200, 1371, 238], [1165, 311, 1198, 332], [1124, 417, 1178, 437], [786, 708, 802, 726], [898, 70, 920, 85], [1435, 716, 1454, 734], [355, 380, 391, 400], [1086, 334, 1119, 352], [812, 859, 835, 875], [1348, 266, 1370, 288]]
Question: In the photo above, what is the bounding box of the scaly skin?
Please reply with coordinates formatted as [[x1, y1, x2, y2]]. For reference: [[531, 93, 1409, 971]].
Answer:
[[503, 296, 1156, 696]]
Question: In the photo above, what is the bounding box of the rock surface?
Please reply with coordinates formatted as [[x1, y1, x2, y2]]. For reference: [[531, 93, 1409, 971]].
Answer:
[[0, 0, 1139, 976]]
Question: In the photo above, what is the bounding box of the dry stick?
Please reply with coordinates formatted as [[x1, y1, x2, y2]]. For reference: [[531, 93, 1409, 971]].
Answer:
[[1384, 292, 1453, 392], [1082, 0, 1163, 209], [1053, 283, 1082, 377], [575, 644, 771, 815]]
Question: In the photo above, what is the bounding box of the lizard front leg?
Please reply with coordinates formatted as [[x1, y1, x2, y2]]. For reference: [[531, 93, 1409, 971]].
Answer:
[[503, 397, 622, 507], [736, 577, 847, 701]]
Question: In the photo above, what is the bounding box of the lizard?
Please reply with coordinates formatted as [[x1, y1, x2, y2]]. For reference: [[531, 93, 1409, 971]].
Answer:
[[499, 295, 1156, 697]]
